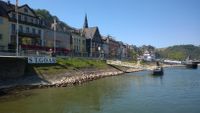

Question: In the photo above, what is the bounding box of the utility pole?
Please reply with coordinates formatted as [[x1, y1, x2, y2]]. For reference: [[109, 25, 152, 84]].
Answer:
[[15, 0, 19, 56], [90, 39, 92, 57], [52, 18, 57, 54]]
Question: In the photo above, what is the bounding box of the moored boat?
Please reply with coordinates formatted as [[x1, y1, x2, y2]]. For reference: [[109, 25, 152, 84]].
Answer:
[[152, 61, 164, 75], [184, 55, 198, 69], [152, 66, 164, 75], [185, 62, 198, 69]]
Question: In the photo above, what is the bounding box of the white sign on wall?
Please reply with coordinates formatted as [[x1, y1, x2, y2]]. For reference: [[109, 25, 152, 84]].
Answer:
[[28, 57, 56, 64]]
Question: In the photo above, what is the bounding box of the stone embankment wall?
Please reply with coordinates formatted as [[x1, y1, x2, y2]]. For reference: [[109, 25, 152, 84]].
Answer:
[[0, 57, 27, 79]]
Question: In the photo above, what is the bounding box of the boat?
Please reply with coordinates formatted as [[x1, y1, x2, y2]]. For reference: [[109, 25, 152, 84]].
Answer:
[[185, 62, 198, 69], [152, 66, 163, 75], [152, 61, 164, 75], [184, 56, 198, 69]]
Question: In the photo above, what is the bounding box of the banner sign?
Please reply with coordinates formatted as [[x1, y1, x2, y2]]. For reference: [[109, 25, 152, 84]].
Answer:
[[28, 57, 56, 64]]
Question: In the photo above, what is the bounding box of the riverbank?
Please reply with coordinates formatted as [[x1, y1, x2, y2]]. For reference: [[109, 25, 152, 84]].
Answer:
[[0, 58, 144, 96], [0, 66, 144, 96], [0, 58, 184, 96]]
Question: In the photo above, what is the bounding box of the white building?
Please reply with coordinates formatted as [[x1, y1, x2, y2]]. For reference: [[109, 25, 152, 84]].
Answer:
[[139, 50, 155, 61]]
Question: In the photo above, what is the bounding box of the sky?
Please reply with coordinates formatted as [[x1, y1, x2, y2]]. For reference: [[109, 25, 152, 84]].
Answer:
[[5, 0, 200, 48]]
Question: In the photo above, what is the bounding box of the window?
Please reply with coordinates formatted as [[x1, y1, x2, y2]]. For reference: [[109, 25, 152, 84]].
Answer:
[[18, 15, 22, 21], [82, 40, 85, 45], [0, 34, 2, 40], [38, 30, 41, 35], [92, 42, 95, 47], [24, 16, 27, 22], [32, 28, 35, 34], [12, 13, 16, 19], [34, 19, 37, 24], [11, 24, 16, 33], [0, 17, 3, 24], [24, 8, 28, 13], [31, 18, 33, 23], [19, 25, 23, 32], [26, 27, 29, 33], [42, 21, 45, 25]]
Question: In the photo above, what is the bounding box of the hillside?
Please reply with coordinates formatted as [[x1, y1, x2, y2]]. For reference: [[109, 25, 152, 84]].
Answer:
[[156, 45, 200, 60], [35, 9, 75, 31]]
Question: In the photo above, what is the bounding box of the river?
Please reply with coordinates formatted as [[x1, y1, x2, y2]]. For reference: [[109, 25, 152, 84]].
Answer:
[[0, 67, 200, 113]]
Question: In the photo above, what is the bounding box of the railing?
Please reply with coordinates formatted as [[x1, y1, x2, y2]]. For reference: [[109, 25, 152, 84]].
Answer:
[[0, 49, 101, 58], [0, 47, 130, 60], [0, 51, 16, 56]]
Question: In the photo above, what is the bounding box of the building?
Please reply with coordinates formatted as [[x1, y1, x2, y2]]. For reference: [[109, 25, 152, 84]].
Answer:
[[119, 41, 128, 60], [43, 29, 70, 55], [80, 14, 103, 57], [0, 1, 72, 56], [0, 5, 9, 51], [106, 36, 120, 59], [70, 32, 87, 56], [102, 36, 109, 58], [0, 1, 45, 52], [138, 50, 155, 61]]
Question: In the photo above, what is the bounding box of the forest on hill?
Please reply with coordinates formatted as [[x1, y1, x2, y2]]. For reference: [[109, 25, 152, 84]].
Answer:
[[35, 9, 74, 31], [156, 45, 200, 61]]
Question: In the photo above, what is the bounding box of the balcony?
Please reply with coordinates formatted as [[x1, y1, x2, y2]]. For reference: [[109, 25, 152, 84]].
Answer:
[[9, 18, 45, 28], [21, 44, 70, 53], [18, 31, 40, 38], [11, 31, 40, 38]]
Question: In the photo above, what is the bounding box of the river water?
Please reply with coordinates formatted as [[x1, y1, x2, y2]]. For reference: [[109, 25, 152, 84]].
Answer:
[[0, 67, 200, 113]]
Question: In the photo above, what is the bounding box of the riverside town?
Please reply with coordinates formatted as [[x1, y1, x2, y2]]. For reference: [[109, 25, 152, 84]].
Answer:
[[0, 0, 200, 113]]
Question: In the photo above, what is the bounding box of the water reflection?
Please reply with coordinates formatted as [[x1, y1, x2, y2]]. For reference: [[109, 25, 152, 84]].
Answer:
[[0, 76, 133, 113]]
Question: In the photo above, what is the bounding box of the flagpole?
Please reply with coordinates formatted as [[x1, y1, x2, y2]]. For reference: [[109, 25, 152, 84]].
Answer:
[[15, 0, 19, 56]]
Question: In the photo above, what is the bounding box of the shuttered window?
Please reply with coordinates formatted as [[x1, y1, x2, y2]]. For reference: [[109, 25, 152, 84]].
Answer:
[[0, 34, 2, 40], [0, 18, 3, 24]]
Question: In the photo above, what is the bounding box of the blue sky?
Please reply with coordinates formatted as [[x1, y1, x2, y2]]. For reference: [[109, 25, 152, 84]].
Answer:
[[6, 0, 200, 48]]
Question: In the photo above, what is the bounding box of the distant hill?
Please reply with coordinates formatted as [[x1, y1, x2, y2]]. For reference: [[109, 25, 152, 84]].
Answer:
[[156, 45, 200, 61], [35, 9, 75, 31]]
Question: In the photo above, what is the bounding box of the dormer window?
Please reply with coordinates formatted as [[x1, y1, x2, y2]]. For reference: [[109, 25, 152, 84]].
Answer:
[[24, 8, 28, 13], [12, 13, 16, 19], [35, 19, 37, 24]]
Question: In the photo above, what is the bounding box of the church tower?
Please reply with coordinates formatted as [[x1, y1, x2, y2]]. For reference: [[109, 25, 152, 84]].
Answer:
[[83, 14, 88, 29]]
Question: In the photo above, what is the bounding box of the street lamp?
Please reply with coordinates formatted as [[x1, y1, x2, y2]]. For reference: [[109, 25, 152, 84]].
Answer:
[[15, 0, 19, 56], [98, 46, 101, 58], [90, 39, 92, 57]]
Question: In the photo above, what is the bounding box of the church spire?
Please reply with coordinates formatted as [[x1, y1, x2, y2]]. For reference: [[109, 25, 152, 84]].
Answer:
[[83, 14, 88, 29]]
